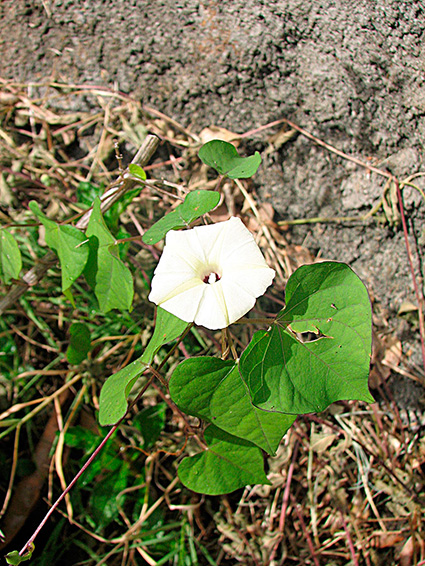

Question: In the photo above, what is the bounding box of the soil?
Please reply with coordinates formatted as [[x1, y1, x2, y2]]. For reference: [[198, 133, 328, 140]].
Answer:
[[1, 0, 425, 399]]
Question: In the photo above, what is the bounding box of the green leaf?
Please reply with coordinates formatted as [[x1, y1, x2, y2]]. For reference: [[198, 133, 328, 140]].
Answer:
[[240, 262, 374, 414], [85, 198, 133, 312], [89, 459, 130, 530], [29, 201, 89, 292], [98, 358, 148, 426], [98, 307, 188, 425], [77, 181, 103, 208], [64, 425, 102, 453], [142, 190, 220, 245], [133, 403, 167, 449], [198, 140, 261, 179], [66, 322, 91, 365], [63, 286, 76, 308], [0, 229, 22, 284], [169, 357, 295, 454], [5, 544, 34, 565], [140, 307, 189, 365], [178, 425, 270, 495], [128, 163, 147, 181]]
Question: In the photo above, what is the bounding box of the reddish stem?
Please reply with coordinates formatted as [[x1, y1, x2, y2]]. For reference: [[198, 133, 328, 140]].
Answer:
[[19, 424, 118, 556], [395, 178, 425, 371], [291, 494, 320, 566], [339, 511, 359, 566], [18, 375, 155, 557]]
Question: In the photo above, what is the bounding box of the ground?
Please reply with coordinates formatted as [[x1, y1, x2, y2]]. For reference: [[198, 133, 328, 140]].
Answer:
[[2, 1, 425, 303], [0, 1, 425, 565]]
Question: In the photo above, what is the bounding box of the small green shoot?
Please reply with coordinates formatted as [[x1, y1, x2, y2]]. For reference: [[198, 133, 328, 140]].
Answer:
[[128, 163, 147, 181], [5, 544, 35, 565], [198, 139, 261, 178]]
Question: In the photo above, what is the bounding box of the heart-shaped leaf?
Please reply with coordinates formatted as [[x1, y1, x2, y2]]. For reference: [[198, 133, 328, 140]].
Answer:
[[198, 140, 261, 179], [178, 425, 270, 495], [142, 190, 220, 245], [240, 262, 374, 414], [170, 357, 295, 454]]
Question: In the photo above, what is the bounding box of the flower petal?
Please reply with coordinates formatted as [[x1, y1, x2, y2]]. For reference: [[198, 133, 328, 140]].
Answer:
[[151, 280, 206, 323], [218, 218, 272, 268], [149, 272, 203, 307], [151, 230, 205, 275], [193, 282, 230, 329], [217, 278, 256, 326], [148, 217, 276, 329], [223, 265, 276, 298]]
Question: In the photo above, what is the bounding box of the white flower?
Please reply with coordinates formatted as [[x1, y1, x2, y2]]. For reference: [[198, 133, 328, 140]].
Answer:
[[148, 217, 275, 330]]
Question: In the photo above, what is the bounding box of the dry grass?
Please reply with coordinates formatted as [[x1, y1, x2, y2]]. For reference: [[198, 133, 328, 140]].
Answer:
[[0, 78, 424, 566]]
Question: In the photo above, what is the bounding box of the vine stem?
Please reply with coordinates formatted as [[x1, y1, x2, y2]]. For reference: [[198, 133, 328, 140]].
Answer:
[[18, 375, 155, 557], [17, 316, 197, 557], [18, 423, 118, 557], [394, 178, 425, 371]]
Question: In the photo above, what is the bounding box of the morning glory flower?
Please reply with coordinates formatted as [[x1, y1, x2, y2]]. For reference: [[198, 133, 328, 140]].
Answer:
[[148, 217, 275, 330]]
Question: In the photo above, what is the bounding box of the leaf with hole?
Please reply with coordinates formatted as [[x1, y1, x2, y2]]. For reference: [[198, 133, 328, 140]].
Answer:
[[198, 139, 261, 179], [0, 229, 22, 284], [170, 357, 295, 454], [142, 190, 220, 245], [240, 262, 374, 414], [178, 425, 270, 495]]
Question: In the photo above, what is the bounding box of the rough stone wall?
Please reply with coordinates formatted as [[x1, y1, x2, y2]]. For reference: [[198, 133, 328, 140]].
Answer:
[[1, 0, 425, 316]]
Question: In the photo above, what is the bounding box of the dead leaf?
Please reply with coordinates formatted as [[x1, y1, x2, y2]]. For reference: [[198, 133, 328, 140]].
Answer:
[[199, 126, 241, 145], [398, 536, 414, 566], [369, 332, 402, 387], [311, 432, 337, 453], [398, 301, 418, 315], [370, 531, 405, 549], [265, 127, 297, 154]]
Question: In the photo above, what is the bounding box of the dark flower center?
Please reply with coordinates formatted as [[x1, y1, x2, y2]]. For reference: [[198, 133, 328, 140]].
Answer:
[[203, 272, 221, 284]]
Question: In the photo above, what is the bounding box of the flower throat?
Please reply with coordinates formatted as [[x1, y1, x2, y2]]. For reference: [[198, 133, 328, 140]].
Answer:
[[203, 272, 221, 284]]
